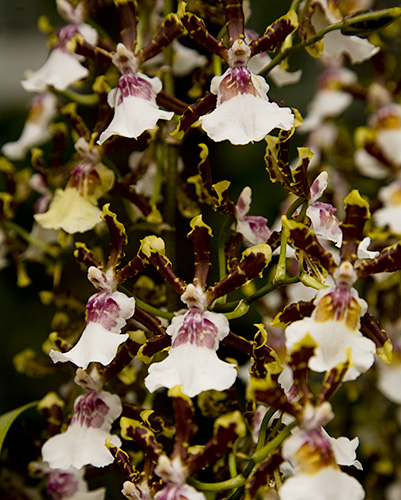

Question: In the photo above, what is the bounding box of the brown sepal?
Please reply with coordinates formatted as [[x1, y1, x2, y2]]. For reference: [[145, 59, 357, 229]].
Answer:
[[181, 12, 228, 61], [360, 312, 389, 349], [272, 299, 315, 328], [222, 0, 245, 45], [250, 12, 297, 55], [179, 91, 217, 132], [339, 190, 370, 265], [137, 14, 185, 65], [356, 242, 401, 277]]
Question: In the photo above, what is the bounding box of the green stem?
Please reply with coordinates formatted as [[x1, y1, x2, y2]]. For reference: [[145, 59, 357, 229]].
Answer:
[[251, 420, 298, 463], [188, 474, 245, 492], [274, 221, 289, 282], [3, 220, 59, 258], [255, 407, 277, 452], [262, 21, 343, 76], [228, 451, 238, 478], [213, 275, 300, 317], [213, 53, 223, 76], [50, 87, 99, 106], [102, 156, 123, 180], [118, 286, 175, 320], [188, 421, 298, 493], [300, 273, 328, 290], [289, 0, 305, 12], [223, 300, 250, 320], [247, 275, 299, 304], [287, 197, 307, 219]]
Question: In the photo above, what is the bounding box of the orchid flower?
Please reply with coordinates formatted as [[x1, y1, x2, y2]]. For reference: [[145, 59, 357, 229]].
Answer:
[[144, 283, 237, 398], [41, 369, 122, 470], [153, 456, 206, 500], [97, 44, 173, 144], [22, 1, 98, 92], [200, 40, 294, 145], [2, 93, 58, 160], [50, 266, 135, 369], [143, 217, 272, 398], [30, 462, 105, 500], [309, 0, 380, 64], [299, 68, 357, 133], [279, 403, 365, 500], [35, 138, 115, 234], [234, 186, 272, 245], [285, 261, 376, 381], [306, 172, 343, 246], [373, 177, 401, 234], [355, 103, 401, 178]]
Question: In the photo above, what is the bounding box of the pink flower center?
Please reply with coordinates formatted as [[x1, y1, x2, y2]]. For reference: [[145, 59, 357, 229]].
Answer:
[[116, 73, 153, 105], [87, 292, 120, 329], [47, 471, 79, 500], [219, 67, 258, 104], [172, 311, 217, 349], [69, 161, 100, 196], [55, 24, 80, 50], [71, 391, 109, 428]]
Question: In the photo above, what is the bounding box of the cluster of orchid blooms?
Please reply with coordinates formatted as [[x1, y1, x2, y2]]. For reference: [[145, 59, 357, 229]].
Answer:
[[3, 0, 401, 499]]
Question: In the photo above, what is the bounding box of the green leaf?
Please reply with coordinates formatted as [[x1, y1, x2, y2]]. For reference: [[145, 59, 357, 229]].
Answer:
[[0, 401, 38, 452]]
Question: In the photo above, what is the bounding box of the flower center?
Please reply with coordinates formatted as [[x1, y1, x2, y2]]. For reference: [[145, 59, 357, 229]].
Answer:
[[172, 311, 217, 349], [47, 471, 79, 500], [219, 67, 258, 104], [56, 24, 80, 50], [71, 391, 110, 428], [87, 291, 120, 329], [116, 73, 153, 105]]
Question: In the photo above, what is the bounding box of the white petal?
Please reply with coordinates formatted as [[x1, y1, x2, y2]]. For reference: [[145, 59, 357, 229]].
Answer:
[[279, 468, 365, 500], [235, 186, 252, 220], [77, 23, 99, 46], [98, 95, 173, 143], [374, 205, 401, 233], [377, 360, 401, 404], [306, 202, 342, 246], [285, 318, 376, 381], [322, 30, 380, 63], [354, 148, 389, 179], [145, 344, 237, 398], [22, 49, 89, 92], [2, 93, 58, 160], [300, 90, 353, 132], [49, 290, 134, 368], [357, 237, 379, 260], [2, 123, 52, 161], [377, 129, 401, 167], [200, 94, 293, 145], [154, 484, 206, 500], [172, 40, 207, 77], [309, 172, 328, 204], [50, 323, 129, 369], [321, 429, 362, 469], [236, 216, 271, 245]]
